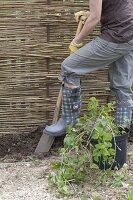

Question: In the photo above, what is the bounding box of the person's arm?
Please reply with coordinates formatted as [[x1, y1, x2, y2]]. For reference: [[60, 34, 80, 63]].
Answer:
[[73, 0, 102, 44]]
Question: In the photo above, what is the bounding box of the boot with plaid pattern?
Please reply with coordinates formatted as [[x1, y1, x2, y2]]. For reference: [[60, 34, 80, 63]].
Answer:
[[44, 85, 82, 137], [115, 106, 132, 137]]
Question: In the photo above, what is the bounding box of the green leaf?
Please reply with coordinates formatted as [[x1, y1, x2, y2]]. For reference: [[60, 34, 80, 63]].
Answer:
[[128, 191, 133, 200], [64, 135, 73, 146], [104, 132, 112, 141], [50, 161, 62, 169]]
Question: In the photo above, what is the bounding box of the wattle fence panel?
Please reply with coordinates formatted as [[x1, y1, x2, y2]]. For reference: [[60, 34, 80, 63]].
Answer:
[[0, 0, 110, 135]]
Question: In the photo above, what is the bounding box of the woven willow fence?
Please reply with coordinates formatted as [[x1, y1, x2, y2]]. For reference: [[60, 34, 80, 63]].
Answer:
[[0, 0, 110, 135]]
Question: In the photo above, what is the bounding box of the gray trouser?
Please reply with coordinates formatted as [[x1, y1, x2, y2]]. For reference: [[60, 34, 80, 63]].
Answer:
[[59, 37, 133, 108]]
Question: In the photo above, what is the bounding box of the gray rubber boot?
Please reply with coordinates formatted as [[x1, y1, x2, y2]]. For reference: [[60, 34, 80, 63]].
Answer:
[[43, 85, 82, 137], [114, 106, 132, 135]]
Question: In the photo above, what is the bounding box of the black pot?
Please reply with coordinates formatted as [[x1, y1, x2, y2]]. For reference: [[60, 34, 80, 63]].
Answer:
[[91, 133, 128, 170]]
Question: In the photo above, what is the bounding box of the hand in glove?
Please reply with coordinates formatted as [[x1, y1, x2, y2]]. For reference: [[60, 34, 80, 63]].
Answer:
[[74, 10, 90, 24], [69, 41, 83, 54]]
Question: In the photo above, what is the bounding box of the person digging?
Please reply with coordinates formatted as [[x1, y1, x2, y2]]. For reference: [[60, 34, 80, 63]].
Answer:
[[44, 0, 133, 140]]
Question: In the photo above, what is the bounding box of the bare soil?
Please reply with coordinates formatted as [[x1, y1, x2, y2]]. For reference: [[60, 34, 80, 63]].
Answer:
[[0, 126, 133, 200]]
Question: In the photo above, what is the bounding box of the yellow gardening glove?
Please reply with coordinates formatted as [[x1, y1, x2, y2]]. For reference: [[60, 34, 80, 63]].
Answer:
[[74, 10, 90, 24], [69, 41, 83, 54]]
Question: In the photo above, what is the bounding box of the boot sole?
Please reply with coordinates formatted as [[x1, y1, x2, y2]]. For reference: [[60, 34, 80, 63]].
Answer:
[[43, 128, 66, 137]]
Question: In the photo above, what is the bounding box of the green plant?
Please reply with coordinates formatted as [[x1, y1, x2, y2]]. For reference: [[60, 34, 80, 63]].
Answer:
[[98, 163, 128, 187], [48, 97, 125, 196], [128, 191, 133, 200]]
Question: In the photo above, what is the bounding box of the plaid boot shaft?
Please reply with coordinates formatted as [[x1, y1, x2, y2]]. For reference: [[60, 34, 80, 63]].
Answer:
[[115, 106, 132, 129], [44, 85, 82, 136], [61, 86, 82, 124]]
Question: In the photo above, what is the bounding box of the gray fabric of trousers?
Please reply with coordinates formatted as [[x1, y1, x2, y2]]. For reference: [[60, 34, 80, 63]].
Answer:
[[59, 37, 133, 107]]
